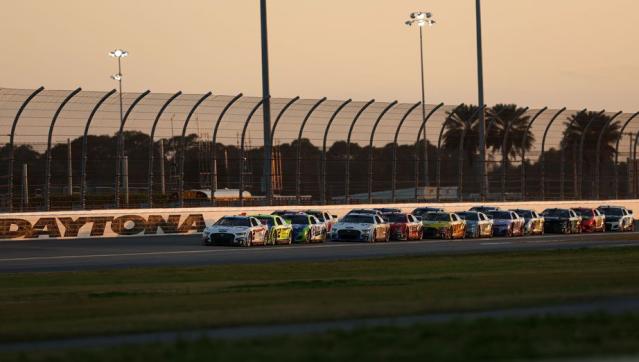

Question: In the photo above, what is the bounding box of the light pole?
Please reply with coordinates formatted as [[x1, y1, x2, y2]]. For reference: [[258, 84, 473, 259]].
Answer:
[[109, 48, 128, 207], [475, 0, 487, 201], [260, 0, 273, 206], [405, 11, 435, 192]]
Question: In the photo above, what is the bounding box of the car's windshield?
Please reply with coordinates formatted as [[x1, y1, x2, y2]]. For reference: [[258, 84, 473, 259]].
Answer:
[[216, 217, 250, 227], [342, 215, 374, 224], [542, 209, 569, 218], [599, 208, 623, 216], [515, 210, 533, 218], [255, 217, 274, 227], [488, 211, 512, 220], [386, 214, 407, 223], [285, 215, 310, 225], [413, 208, 439, 216], [349, 209, 376, 215], [573, 209, 593, 218], [305, 211, 324, 221], [424, 213, 451, 222], [457, 212, 478, 221]]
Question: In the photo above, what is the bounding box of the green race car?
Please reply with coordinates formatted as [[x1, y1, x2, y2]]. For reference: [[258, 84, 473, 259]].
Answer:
[[281, 213, 327, 243], [251, 214, 293, 245]]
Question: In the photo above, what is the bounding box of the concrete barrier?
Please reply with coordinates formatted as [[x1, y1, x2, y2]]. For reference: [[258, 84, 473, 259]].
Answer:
[[1, 199, 637, 240]]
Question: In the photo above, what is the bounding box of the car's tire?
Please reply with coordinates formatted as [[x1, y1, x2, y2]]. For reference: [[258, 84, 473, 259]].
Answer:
[[385, 230, 390, 242], [507, 227, 513, 238], [371, 230, 377, 243], [320, 230, 327, 243], [246, 232, 253, 247]]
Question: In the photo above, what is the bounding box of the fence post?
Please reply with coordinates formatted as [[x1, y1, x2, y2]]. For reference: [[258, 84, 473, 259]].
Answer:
[[296, 98, 327, 204], [67, 138, 73, 198], [123, 155, 129, 207], [520, 107, 547, 201], [320, 99, 352, 205], [21, 163, 28, 211], [613, 112, 639, 199], [368, 101, 398, 203], [540, 108, 567, 200], [345, 100, 375, 204], [391, 102, 422, 202], [239, 99, 266, 207], [7, 86, 44, 212], [44, 87, 82, 211], [211, 93, 243, 206]]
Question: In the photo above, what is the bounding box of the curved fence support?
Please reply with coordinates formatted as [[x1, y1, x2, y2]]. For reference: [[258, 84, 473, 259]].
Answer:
[[614, 111, 639, 199], [457, 106, 485, 202], [413, 103, 445, 200], [594, 111, 622, 199], [391, 102, 421, 202], [44, 87, 82, 211], [539, 108, 567, 200], [344, 99, 375, 204], [519, 107, 547, 200], [239, 99, 266, 206], [211, 93, 243, 206], [296, 98, 327, 204], [630, 123, 639, 198], [499, 107, 529, 201], [320, 99, 352, 205], [367, 101, 398, 203], [270, 96, 300, 143], [577, 110, 606, 199], [7, 86, 44, 212], [146, 91, 182, 208], [178, 92, 213, 208], [114, 90, 150, 208], [435, 105, 465, 202], [81, 89, 116, 209], [558, 108, 586, 199]]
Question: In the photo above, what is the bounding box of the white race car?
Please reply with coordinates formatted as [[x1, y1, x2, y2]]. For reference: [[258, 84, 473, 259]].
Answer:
[[202, 216, 267, 246], [330, 213, 390, 242]]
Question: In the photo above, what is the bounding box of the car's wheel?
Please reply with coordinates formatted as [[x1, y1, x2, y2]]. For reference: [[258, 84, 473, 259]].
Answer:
[[320, 230, 327, 243], [287, 232, 293, 245], [305, 230, 312, 243], [385, 230, 390, 242], [474, 228, 480, 239], [371, 230, 377, 243], [507, 227, 513, 238], [245, 232, 253, 247]]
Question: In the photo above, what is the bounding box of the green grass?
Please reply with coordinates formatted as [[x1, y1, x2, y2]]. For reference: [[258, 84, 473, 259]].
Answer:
[[4, 313, 639, 362], [1, 248, 639, 343]]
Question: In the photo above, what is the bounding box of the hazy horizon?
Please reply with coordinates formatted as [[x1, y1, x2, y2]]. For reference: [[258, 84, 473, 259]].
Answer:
[[1, 0, 638, 111]]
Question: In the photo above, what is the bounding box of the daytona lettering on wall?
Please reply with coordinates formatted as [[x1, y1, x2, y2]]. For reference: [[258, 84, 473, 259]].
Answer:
[[0, 214, 207, 239]]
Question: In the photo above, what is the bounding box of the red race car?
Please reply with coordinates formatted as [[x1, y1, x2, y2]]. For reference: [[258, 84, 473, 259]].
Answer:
[[572, 207, 605, 233], [383, 213, 423, 241]]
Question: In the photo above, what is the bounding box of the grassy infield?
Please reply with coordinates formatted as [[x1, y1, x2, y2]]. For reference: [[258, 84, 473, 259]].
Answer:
[[1, 247, 639, 361]]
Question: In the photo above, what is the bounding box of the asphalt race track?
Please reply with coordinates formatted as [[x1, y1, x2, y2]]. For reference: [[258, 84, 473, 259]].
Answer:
[[1, 231, 639, 273]]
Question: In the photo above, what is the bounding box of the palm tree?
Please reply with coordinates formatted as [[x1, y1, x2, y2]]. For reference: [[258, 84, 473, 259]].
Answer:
[[486, 104, 533, 160], [441, 104, 480, 166], [562, 110, 621, 197]]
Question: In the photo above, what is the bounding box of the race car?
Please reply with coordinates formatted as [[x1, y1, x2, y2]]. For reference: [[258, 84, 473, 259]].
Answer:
[[304, 209, 338, 232], [512, 208, 545, 235], [456, 211, 493, 238], [411, 207, 445, 220], [281, 213, 327, 243], [202, 215, 268, 246], [251, 214, 293, 245], [572, 208, 605, 233], [487, 210, 525, 237], [383, 212, 423, 241], [330, 213, 390, 242], [421, 212, 466, 239], [541, 208, 581, 234], [598, 205, 635, 232]]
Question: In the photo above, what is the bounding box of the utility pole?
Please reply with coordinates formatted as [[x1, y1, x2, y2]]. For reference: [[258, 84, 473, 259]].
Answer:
[[475, 0, 487, 201], [21, 163, 28, 211], [159, 139, 166, 195], [260, 0, 273, 205]]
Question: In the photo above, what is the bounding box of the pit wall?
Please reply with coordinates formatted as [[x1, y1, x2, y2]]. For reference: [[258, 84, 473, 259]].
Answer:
[[1, 200, 637, 240]]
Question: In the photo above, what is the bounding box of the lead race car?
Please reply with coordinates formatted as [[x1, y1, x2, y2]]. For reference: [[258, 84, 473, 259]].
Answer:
[[202, 216, 268, 246]]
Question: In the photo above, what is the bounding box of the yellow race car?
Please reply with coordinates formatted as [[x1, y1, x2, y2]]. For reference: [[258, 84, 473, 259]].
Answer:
[[420, 212, 466, 239]]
